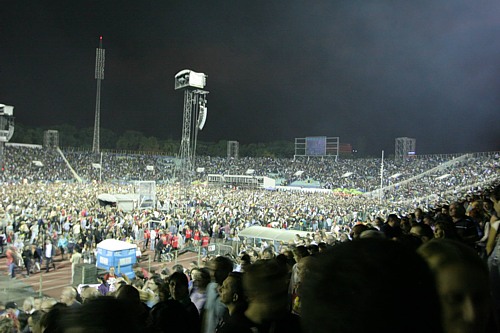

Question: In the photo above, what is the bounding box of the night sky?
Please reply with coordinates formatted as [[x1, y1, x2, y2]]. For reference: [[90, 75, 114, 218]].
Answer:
[[1, 1, 499, 155]]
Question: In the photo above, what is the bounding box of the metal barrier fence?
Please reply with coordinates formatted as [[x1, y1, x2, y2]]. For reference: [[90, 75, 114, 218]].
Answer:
[[150, 239, 240, 268]]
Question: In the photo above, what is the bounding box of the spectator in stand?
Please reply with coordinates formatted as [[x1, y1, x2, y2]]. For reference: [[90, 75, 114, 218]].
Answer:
[[28, 310, 45, 333], [350, 223, 368, 240], [414, 207, 424, 224], [189, 267, 211, 314], [220, 259, 301, 333], [0, 317, 17, 333], [55, 296, 145, 333], [32, 297, 43, 312], [410, 223, 435, 244], [216, 272, 248, 333], [486, 183, 500, 321], [103, 266, 118, 283], [168, 271, 201, 333], [419, 239, 497, 333], [301, 239, 442, 333], [289, 245, 309, 301], [202, 256, 233, 333], [139, 274, 162, 308], [114, 284, 150, 329], [22, 297, 35, 315], [380, 213, 402, 240], [450, 202, 480, 246], [60, 286, 82, 309]]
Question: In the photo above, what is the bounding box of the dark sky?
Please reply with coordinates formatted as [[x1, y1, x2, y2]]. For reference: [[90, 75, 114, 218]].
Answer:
[[1, 1, 499, 155]]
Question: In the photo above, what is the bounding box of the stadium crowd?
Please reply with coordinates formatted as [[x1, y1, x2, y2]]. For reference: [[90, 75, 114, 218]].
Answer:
[[2, 146, 498, 194], [0, 145, 499, 333]]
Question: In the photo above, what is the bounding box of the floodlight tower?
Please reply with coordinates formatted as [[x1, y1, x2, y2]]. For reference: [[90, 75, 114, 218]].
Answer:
[[93, 36, 105, 154], [0, 104, 15, 167], [174, 70, 208, 182]]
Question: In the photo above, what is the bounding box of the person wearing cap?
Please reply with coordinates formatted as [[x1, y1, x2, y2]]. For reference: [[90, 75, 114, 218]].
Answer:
[[5, 301, 19, 318]]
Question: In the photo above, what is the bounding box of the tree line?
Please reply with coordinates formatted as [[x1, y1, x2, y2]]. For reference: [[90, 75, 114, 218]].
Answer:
[[11, 123, 295, 158]]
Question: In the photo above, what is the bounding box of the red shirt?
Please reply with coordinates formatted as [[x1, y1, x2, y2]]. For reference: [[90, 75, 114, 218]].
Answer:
[[185, 229, 192, 239], [172, 236, 179, 248], [194, 230, 200, 241], [201, 236, 209, 247]]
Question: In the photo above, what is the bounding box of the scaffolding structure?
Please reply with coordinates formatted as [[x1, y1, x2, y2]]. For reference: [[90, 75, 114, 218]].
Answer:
[[227, 141, 239, 159], [0, 104, 14, 167], [174, 70, 208, 182], [395, 137, 416, 160], [43, 130, 59, 149]]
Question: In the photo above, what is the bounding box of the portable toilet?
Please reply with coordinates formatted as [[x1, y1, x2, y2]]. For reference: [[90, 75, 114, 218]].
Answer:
[[96, 239, 137, 279]]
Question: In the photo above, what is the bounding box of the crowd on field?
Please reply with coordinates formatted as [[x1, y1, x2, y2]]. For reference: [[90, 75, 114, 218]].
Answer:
[[0, 146, 500, 333]]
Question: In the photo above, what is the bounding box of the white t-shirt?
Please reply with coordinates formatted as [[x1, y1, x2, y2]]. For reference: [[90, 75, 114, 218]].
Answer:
[[45, 243, 53, 258]]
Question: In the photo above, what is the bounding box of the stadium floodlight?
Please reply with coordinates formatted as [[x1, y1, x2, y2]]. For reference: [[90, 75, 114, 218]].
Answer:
[[93, 37, 106, 154], [0, 104, 14, 116], [175, 70, 207, 90]]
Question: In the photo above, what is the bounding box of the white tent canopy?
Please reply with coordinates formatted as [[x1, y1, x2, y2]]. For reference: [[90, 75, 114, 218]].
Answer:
[[238, 226, 312, 243], [97, 193, 117, 203]]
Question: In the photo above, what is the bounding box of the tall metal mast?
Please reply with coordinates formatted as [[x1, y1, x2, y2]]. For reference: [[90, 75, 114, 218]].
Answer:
[[93, 36, 105, 154], [174, 70, 208, 182]]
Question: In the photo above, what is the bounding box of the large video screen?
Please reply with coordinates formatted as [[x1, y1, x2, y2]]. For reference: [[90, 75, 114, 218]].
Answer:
[[306, 136, 326, 156]]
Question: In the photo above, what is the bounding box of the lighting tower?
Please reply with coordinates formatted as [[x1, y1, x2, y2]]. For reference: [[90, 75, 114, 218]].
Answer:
[[174, 70, 208, 182], [93, 36, 105, 154], [0, 104, 15, 168], [395, 137, 416, 161]]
